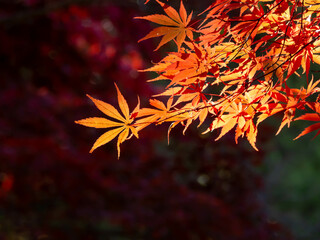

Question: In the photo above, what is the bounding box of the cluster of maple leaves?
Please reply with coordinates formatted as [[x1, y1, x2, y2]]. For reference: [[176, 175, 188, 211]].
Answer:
[[76, 0, 320, 157], [1, 0, 301, 238]]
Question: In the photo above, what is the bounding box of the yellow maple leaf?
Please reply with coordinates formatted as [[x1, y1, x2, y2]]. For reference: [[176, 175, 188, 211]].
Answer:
[[75, 84, 139, 158], [135, 0, 194, 51]]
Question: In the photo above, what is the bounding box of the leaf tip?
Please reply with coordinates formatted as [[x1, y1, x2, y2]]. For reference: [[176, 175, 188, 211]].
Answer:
[[86, 94, 95, 102]]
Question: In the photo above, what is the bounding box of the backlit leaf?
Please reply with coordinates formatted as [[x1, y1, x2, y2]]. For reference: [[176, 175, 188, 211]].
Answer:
[[115, 83, 130, 121], [87, 94, 126, 122], [136, 0, 193, 51], [294, 122, 320, 140], [90, 127, 125, 153], [75, 117, 123, 128]]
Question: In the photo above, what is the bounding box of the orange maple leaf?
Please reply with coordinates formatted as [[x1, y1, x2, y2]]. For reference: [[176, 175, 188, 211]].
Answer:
[[136, 0, 194, 51], [75, 84, 139, 158]]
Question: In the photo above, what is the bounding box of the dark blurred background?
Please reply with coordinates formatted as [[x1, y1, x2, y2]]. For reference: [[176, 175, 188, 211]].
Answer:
[[0, 0, 319, 239]]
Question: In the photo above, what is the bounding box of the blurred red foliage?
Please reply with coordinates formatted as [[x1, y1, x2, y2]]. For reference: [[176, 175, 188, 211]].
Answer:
[[0, 0, 293, 239]]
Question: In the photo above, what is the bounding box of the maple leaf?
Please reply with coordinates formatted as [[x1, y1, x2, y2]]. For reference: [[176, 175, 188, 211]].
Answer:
[[294, 102, 320, 140], [75, 84, 139, 158], [294, 117, 320, 140], [135, 0, 194, 51], [203, 98, 259, 150]]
